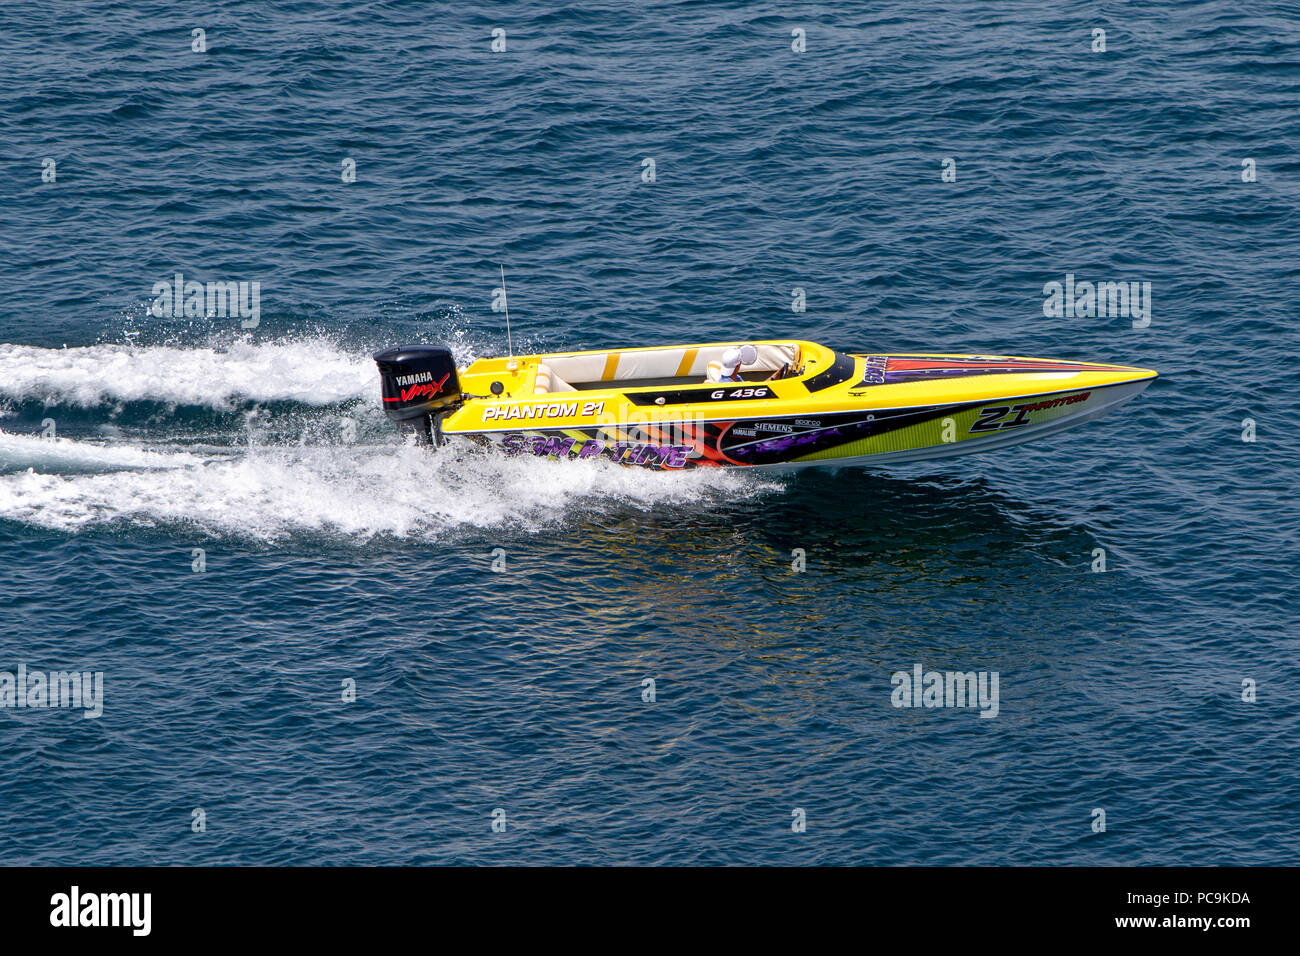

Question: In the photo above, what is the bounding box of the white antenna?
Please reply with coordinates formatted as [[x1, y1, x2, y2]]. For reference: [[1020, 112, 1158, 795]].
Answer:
[[500, 264, 513, 358]]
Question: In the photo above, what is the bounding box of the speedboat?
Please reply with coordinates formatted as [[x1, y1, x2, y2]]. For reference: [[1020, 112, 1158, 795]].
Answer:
[[373, 340, 1156, 470]]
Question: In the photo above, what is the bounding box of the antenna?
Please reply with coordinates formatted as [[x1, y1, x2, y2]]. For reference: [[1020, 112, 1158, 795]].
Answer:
[[500, 264, 513, 358]]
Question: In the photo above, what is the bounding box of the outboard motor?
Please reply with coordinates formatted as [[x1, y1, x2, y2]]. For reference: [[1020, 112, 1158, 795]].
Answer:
[[373, 346, 462, 445]]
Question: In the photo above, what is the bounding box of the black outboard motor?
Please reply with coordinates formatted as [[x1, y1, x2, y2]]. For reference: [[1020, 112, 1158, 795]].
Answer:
[[373, 346, 463, 445]]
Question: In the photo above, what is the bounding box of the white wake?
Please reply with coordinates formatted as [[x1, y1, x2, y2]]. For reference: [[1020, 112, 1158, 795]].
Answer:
[[0, 335, 780, 539], [0, 432, 776, 541], [0, 339, 378, 408]]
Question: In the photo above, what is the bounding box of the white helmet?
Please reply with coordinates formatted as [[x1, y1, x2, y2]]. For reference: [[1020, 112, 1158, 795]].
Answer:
[[721, 344, 758, 374]]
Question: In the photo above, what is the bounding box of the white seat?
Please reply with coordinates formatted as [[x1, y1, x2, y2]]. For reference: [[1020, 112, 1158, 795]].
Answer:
[[534, 363, 575, 394]]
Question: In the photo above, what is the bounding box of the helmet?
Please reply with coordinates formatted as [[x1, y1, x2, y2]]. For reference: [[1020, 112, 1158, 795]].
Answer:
[[721, 344, 758, 374]]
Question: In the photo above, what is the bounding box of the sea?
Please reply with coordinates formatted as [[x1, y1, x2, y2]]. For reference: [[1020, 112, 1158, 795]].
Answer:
[[1, 0, 1297, 865]]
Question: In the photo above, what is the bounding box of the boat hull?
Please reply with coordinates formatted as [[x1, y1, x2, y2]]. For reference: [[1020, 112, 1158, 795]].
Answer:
[[473, 376, 1153, 471]]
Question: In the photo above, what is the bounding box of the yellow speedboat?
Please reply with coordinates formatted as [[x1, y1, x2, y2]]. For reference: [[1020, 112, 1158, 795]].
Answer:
[[374, 340, 1156, 470]]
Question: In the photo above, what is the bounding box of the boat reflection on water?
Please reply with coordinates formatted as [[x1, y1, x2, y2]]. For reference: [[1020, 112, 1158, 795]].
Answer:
[[471, 468, 1102, 669]]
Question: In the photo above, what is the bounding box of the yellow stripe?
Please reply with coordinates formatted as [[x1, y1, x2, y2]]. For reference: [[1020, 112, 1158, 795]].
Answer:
[[602, 353, 620, 381], [675, 348, 699, 377]]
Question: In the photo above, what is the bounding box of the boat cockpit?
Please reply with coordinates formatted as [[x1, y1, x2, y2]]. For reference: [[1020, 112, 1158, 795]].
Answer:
[[532, 342, 803, 394]]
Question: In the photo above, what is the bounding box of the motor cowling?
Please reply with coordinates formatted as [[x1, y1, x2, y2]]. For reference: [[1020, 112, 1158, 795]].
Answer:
[[373, 346, 462, 423]]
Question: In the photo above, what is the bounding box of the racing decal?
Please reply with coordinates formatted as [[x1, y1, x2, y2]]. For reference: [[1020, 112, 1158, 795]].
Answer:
[[383, 372, 451, 404], [625, 384, 778, 406], [969, 392, 1091, 433], [970, 406, 1020, 433], [501, 433, 690, 468], [626, 418, 733, 467], [851, 355, 1118, 388], [1018, 391, 1092, 413], [858, 355, 888, 385], [483, 399, 604, 421]]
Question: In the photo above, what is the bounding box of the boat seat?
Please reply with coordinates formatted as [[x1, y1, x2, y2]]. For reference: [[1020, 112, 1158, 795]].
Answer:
[[534, 363, 576, 394]]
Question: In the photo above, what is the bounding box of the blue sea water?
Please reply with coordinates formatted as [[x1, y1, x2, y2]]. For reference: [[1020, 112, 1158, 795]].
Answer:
[[1, 0, 1298, 865]]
